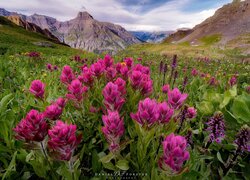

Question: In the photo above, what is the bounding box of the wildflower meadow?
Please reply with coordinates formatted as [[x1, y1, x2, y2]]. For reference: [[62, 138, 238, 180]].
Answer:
[[0, 51, 249, 180]]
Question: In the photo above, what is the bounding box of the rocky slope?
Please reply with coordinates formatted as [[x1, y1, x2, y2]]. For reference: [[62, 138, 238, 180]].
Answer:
[[6, 15, 60, 43], [56, 12, 141, 53], [164, 28, 193, 43], [178, 0, 250, 46], [0, 8, 141, 53]]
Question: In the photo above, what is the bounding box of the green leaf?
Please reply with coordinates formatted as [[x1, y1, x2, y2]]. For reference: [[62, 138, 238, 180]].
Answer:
[[56, 163, 72, 180], [116, 160, 129, 171], [231, 94, 250, 123], [92, 150, 101, 172], [219, 86, 237, 109], [217, 152, 224, 164], [2, 151, 17, 180], [102, 162, 116, 171], [197, 101, 214, 115], [99, 153, 115, 163], [0, 93, 13, 115]]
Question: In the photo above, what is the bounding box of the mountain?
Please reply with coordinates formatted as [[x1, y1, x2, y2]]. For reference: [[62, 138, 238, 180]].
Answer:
[[0, 16, 72, 55], [55, 12, 141, 54], [130, 31, 173, 43], [164, 28, 193, 43], [6, 15, 61, 43], [0, 9, 141, 54], [0, 8, 11, 16], [177, 0, 250, 47]]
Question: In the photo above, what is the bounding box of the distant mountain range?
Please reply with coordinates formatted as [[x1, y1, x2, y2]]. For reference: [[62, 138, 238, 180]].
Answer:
[[0, 8, 141, 54], [130, 31, 173, 43], [2, 0, 249, 54]]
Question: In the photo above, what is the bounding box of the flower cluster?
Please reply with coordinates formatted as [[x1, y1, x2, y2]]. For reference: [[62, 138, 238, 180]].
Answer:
[[102, 82, 125, 112], [102, 111, 125, 152], [131, 98, 175, 128], [60, 65, 75, 85], [186, 107, 197, 119], [44, 97, 66, 121], [46, 63, 58, 71], [48, 120, 81, 161], [13, 110, 48, 142], [167, 88, 188, 109], [78, 66, 94, 86], [191, 68, 199, 76], [206, 112, 225, 143], [162, 84, 170, 94], [129, 64, 153, 96], [229, 75, 237, 87], [66, 79, 88, 103], [26, 51, 40, 58], [158, 133, 190, 173], [29, 80, 45, 99], [234, 126, 250, 153]]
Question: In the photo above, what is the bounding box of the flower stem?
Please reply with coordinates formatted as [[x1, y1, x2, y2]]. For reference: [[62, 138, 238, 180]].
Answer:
[[69, 159, 75, 180], [223, 150, 239, 176], [40, 142, 57, 179]]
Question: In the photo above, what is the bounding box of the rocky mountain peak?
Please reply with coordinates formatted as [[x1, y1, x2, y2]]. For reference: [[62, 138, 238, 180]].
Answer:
[[76, 11, 93, 20]]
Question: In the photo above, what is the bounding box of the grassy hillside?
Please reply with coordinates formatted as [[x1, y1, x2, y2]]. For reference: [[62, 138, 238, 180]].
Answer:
[[123, 40, 249, 61], [0, 16, 80, 56]]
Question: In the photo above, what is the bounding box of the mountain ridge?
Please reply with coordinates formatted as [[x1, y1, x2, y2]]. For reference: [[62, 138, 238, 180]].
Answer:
[[0, 8, 141, 54], [177, 0, 250, 47]]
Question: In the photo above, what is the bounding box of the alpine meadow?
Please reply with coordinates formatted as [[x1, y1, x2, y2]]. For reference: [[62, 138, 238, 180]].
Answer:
[[0, 0, 249, 179]]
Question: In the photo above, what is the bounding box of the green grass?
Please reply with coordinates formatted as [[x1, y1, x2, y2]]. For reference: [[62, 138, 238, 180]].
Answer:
[[0, 16, 81, 56], [199, 34, 222, 45]]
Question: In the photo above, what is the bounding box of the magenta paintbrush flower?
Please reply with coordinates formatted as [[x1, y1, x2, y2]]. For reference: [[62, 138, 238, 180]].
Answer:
[[114, 78, 126, 95], [130, 98, 159, 128], [158, 133, 190, 173], [158, 102, 174, 124], [46, 63, 53, 71], [133, 64, 150, 75], [60, 65, 75, 85], [44, 104, 63, 120], [102, 82, 125, 111], [191, 68, 198, 76], [106, 67, 117, 81], [91, 61, 105, 77], [29, 80, 45, 99], [116, 63, 122, 73], [102, 111, 125, 152], [55, 97, 66, 109], [48, 120, 81, 161], [67, 79, 88, 102], [120, 65, 129, 79], [129, 66, 153, 96], [124, 57, 133, 68], [162, 84, 170, 94], [13, 109, 48, 142], [229, 75, 237, 87], [79, 67, 94, 86], [167, 88, 188, 109], [186, 107, 197, 119], [140, 75, 153, 96], [130, 70, 142, 88], [103, 54, 114, 69]]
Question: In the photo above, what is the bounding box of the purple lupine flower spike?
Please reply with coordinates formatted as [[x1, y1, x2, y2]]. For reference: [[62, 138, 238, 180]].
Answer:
[[206, 112, 225, 144]]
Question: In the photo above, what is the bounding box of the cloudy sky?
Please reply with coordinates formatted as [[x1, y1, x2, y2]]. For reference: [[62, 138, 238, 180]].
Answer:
[[0, 0, 232, 31]]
